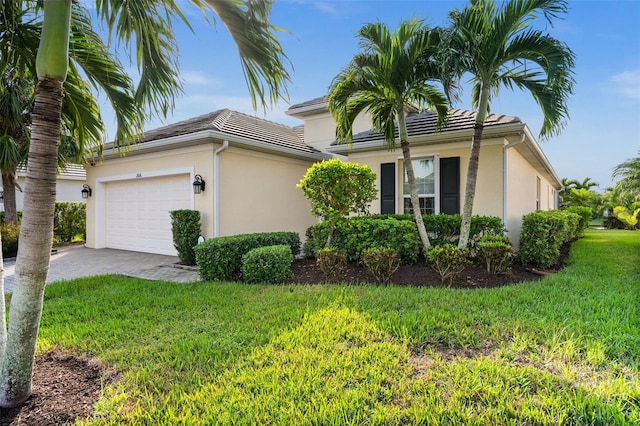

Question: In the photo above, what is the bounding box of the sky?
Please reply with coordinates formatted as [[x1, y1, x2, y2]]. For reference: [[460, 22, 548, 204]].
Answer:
[[91, 0, 640, 190]]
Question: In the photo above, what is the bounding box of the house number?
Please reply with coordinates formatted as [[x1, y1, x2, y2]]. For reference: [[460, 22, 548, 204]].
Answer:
[[136, 173, 142, 178]]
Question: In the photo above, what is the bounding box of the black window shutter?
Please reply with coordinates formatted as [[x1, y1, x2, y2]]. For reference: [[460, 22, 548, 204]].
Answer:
[[380, 163, 396, 214], [440, 157, 460, 214]]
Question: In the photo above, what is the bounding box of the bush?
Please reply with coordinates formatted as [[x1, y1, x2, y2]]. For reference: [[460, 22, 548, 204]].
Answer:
[[1, 223, 20, 258], [427, 244, 471, 285], [517, 210, 580, 268], [316, 247, 347, 282], [476, 235, 512, 275], [298, 159, 377, 247], [53, 202, 86, 244], [195, 232, 300, 281], [170, 209, 201, 266], [242, 245, 293, 284], [564, 206, 592, 234], [304, 214, 505, 264], [360, 247, 400, 285]]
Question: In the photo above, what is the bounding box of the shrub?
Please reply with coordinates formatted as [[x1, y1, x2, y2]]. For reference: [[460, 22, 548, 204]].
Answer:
[[242, 245, 293, 284], [304, 214, 504, 263], [517, 210, 580, 268], [316, 247, 347, 282], [297, 159, 377, 247], [427, 244, 471, 285], [53, 202, 86, 244], [170, 209, 201, 266], [360, 247, 400, 285], [564, 206, 592, 234], [476, 235, 512, 275], [195, 232, 300, 281], [1, 223, 20, 258]]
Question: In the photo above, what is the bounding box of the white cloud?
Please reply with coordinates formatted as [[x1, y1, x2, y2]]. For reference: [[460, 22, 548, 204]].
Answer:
[[610, 70, 640, 100], [181, 71, 216, 86]]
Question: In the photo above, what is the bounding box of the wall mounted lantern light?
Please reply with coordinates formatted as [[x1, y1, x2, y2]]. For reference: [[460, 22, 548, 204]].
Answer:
[[81, 184, 92, 199], [193, 174, 206, 194]]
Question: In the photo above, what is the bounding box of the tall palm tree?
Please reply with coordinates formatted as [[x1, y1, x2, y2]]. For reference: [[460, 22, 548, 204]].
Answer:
[[0, 0, 291, 408], [328, 20, 449, 254], [612, 151, 640, 199], [444, 0, 575, 248]]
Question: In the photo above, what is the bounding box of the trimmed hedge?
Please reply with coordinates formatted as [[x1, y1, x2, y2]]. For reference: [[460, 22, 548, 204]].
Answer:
[[170, 209, 201, 266], [303, 214, 505, 263], [53, 202, 86, 243], [1, 223, 20, 258], [564, 206, 592, 234], [195, 232, 301, 281], [517, 210, 580, 268], [242, 245, 293, 284]]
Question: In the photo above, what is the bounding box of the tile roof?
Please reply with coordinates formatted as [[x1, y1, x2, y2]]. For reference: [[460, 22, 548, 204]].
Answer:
[[287, 96, 327, 112], [128, 109, 320, 155], [344, 109, 521, 145]]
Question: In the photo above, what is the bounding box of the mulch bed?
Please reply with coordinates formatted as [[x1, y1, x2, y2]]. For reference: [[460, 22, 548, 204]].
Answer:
[[0, 245, 569, 425]]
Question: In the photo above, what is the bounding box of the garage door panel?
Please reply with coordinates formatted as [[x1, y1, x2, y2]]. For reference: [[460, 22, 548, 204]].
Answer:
[[106, 175, 191, 255]]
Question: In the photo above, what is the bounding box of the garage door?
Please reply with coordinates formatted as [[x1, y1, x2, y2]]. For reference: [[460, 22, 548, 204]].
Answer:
[[106, 174, 191, 255]]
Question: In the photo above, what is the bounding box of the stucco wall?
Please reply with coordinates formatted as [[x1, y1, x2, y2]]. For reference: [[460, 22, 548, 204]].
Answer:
[[0, 176, 85, 212], [506, 147, 558, 246], [85, 144, 214, 249], [344, 138, 506, 220], [217, 146, 318, 240], [302, 111, 371, 151], [86, 142, 318, 251]]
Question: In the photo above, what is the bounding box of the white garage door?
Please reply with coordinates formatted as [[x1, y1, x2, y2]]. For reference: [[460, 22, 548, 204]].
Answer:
[[106, 174, 191, 255]]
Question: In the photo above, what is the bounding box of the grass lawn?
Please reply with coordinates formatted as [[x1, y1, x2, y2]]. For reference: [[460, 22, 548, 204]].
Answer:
[[35, 229, 639, 424]]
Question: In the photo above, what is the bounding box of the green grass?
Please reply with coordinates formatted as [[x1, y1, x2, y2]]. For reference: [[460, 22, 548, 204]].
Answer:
[[33, 229, 639, 424]]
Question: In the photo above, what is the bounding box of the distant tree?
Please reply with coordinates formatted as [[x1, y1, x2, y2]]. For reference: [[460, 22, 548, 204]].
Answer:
[[443, 0, 575, 248], [612, 151, 640, 198], [328, 19, 450, 254], [298, 159, 377, 247]]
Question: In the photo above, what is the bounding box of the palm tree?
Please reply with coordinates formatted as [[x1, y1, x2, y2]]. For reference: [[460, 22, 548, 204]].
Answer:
[[0, 0, 291, 408], [443, 0, 575, 248], [328, 20, 449, 254], [0, 68, 32, 225], [612, 151, 640, 198]]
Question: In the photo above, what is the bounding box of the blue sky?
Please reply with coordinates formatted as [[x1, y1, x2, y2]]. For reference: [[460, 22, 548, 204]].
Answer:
[[95, 0, 640, 189]]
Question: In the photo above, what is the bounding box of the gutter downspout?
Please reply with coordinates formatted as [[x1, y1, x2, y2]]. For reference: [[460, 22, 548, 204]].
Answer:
[[503, 133, 526, 235], [214, 140, 229, 237]]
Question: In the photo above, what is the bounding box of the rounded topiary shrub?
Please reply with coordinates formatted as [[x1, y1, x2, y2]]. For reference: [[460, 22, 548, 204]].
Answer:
[[241, 244, 293, 284]]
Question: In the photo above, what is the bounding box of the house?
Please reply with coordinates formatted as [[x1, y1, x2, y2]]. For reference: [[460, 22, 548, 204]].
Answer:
[[84, 109, 329, 256], [84, 97, 561, 256], [286, 97, 561, 247], [0, 164, 87, 212]]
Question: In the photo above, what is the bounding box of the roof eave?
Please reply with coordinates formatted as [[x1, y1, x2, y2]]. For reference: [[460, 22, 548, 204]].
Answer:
[[327, 122, 526, 154], [99, 130, 330, 162]]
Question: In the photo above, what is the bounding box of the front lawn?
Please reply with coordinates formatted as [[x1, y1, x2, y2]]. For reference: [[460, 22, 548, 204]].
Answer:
[[33, 229, 640, 424]]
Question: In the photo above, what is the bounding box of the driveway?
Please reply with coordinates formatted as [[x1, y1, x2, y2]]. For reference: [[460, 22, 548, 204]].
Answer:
[[3, 245, 200, 293]]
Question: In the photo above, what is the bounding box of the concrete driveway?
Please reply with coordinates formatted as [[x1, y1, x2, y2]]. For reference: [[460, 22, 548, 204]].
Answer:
[[3, 245, 200, 293]]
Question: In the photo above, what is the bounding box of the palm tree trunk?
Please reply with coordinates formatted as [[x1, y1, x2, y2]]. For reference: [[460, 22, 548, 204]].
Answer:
[[398, 111, 431, 254], [0, 0, 70, 407], [0, 77, 62, 407], [2, 169, 19, 225], [458, 84, 490, 249]]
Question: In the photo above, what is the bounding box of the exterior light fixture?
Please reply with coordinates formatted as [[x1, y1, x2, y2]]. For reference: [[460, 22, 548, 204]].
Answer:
[[81, 184, 92, 199], [193, 174, 206, 194]]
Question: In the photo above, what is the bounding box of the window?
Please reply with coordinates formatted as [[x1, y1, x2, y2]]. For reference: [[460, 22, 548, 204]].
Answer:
[[403, 158, 435, 215]]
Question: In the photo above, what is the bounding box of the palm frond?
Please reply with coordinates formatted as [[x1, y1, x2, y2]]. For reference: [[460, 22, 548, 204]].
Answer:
[[95, 0, 186, 120], [70, 3, 141, 146], [204, 0, 291, 110]]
